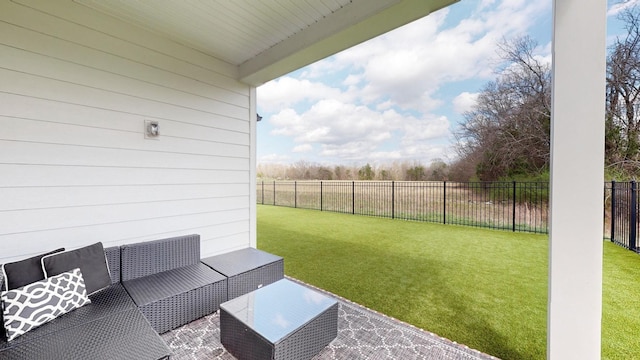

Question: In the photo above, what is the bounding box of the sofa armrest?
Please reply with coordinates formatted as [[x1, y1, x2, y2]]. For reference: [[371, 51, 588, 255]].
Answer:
[[120, 234, 200, 281]]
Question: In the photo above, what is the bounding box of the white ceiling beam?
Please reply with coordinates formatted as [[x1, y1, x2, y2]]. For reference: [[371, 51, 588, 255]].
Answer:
[[238, 0, 458, 86]]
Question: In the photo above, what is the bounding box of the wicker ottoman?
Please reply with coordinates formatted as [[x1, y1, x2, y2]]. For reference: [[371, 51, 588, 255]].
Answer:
[[220, 279, 338, 360], [201, 248, 284, 300]]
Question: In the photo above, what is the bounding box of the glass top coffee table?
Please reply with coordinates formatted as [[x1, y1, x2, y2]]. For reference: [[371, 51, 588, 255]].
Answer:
[[220, 279, 338, 360]]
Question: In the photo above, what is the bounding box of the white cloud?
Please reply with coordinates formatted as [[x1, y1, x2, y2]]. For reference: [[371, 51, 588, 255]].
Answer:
[[453, 92, 480, 113], [343, 74, 362, 86], [479, 0, 497, 11], [608, 0, 640, 16], [319, 142, 379, 159], [259, 153, 291, 164], [270, 100, 398, 145], [257, 77, 343, 113], [313, 0, 550, 112], [268, 98, 450, 161], [371, 143, 452, 163], [368, 150, 403, 160], [292, 144, 313, 153], [402, 142, 452, 161], [401, 116, 450, 143], [375, 100, 394, 111], [298, 58, 341, 79]]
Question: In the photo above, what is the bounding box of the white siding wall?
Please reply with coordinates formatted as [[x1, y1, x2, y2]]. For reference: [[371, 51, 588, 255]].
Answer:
[[0, 0, 253, 263]]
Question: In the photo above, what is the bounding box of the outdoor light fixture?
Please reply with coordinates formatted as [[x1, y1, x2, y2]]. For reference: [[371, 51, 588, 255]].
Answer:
[[145, 120, 160, 139], [257, 114, 263, 122]]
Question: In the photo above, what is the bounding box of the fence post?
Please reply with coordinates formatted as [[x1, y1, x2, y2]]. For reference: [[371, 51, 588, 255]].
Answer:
[[610, 180, 615, 242], [294, 181, 297, 208], [273, 181, 276, 206], [630, 181, 637, 251], [391, 181, 395, 219], [352, 181, 355, 215], [261, 181, 264, 204], [443, 181, 447, 224], [320, 181, 323, 211], [512, 181, 517, 232]]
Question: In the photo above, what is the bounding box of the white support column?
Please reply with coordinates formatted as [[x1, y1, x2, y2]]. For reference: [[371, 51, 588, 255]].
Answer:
[[548, 1, 606, 359], [249, 86, 258, 248]]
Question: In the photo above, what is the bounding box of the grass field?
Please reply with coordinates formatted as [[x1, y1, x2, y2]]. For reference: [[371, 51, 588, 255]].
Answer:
[[257, 205, 640, 360]]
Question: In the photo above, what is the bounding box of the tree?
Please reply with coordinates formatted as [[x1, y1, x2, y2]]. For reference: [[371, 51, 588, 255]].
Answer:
[[447, 156, 478, 181], [358, 163, 375, 180], [378, 169, 392, 180], [455, 36, 551, 181], [606, 6, 640, 176], [428, 159, 448, 181], [316, 166, 333, 180], [406, 165, 426, 181]]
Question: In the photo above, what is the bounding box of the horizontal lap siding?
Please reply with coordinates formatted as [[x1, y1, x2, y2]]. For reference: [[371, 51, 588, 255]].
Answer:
[[0, 1, 252, 263]]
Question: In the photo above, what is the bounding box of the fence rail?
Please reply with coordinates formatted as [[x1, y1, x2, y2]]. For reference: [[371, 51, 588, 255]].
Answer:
[[258, 180, 640, 254]]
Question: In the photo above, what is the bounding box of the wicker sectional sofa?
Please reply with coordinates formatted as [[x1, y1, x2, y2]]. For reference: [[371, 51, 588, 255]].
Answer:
[[0, 234, 228, 360]]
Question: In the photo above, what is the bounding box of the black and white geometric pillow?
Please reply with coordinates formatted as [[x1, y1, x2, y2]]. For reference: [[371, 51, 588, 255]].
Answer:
[[1, 268, 91, 341]]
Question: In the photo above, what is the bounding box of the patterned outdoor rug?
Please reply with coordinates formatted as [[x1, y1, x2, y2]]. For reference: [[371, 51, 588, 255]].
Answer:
[[161, 278, 498, 360]]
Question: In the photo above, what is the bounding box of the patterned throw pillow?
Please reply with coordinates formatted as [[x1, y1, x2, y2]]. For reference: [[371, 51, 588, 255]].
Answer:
[[1, 268, 91, 341]]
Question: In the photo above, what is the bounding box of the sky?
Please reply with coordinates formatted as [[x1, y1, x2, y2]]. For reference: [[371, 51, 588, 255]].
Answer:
[[256, 0, 636, 167]]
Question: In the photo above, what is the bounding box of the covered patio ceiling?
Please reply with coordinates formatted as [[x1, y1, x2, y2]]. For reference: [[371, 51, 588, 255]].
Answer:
[[75, 0, 458, 85]]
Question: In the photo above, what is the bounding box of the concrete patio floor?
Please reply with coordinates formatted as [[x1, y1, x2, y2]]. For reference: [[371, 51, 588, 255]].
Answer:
[[161, 277, 498, 360]]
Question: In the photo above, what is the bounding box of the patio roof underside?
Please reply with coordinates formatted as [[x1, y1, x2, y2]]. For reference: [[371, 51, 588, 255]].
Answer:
[[76, 0, 458, 86]]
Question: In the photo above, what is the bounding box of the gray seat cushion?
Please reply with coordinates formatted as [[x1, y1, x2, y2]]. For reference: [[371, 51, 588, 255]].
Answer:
[[123, 263, 225, 306], [122, 263, 227, 334]]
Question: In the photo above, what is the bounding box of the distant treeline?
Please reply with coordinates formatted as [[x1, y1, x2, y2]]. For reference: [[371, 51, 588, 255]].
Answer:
[[257, 160, 456, 181]]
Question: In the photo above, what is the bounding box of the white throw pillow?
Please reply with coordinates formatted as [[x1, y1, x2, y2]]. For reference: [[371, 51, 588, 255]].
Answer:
[[1, 268, 91, 341]]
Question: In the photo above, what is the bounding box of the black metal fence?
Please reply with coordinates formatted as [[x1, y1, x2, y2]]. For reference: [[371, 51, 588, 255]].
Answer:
[[258, 180, 640, 253], [605, 181, 640, 252], [258, 181, 549, 234], [259, 180, 640, 253]]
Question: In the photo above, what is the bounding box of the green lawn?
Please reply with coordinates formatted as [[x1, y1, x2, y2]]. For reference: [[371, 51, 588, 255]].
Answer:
[[257, 205, 640, 360]]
